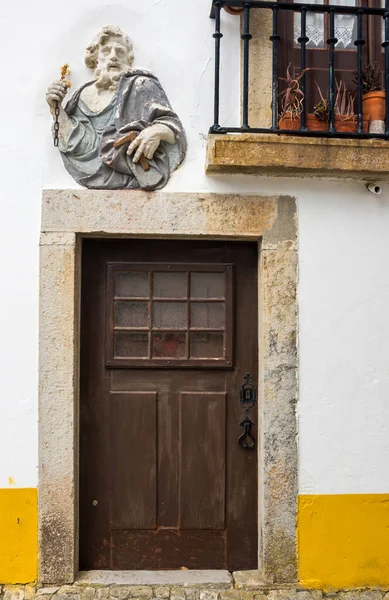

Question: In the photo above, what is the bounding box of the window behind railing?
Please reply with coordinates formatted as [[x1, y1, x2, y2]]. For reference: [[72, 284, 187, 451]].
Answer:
[[210, 0, 389, 139]]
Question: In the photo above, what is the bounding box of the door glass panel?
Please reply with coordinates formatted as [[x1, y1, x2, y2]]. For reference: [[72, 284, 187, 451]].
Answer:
[[152, 332, 186, 358], [191, 272, 225, 299], [153, 272, 187, 298], [153, 302, 187, 329], [108, 263, 233, 367], [190, 302, 225, 329], [190, 332, 224, 359], [115, 271, 149, 298], [294, 0, 356, 49], [294, 0, 325, 48], [335, 0, 356, 49], [115, 332, 149, 358], [115, 301, 149, 327]]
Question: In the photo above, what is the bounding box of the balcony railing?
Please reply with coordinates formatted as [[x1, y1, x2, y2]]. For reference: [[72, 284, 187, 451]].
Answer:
[[209, 0, 389, 139]]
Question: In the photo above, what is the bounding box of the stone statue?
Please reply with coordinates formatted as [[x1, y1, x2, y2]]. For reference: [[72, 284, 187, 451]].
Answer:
[[46, 26, 187, 190]]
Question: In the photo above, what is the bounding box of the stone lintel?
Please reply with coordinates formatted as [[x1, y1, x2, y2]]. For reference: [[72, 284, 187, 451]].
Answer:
[[41, 190, 280, 239], [206, 133, 389, 180]]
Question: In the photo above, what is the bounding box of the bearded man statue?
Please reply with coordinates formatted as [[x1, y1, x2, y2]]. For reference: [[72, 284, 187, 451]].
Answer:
[[46, 26, 187, 190]]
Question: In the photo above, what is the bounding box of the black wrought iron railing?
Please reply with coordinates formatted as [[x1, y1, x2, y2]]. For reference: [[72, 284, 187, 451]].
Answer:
[[209, 0, 389, 139]]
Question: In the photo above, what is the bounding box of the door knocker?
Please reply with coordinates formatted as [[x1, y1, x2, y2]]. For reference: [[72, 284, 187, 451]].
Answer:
[[238, 373, 256, 449]]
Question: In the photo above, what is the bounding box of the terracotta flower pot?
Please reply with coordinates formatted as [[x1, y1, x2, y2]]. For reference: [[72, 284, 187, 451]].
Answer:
[[306, 114, 328, 131], [335, 115, 369, 133], [279, 114, 328, 131], [223, 6, 244, 15], [362, 91, 386, 121], [278, 115, 301, 130], [279, 114, 369, 133]]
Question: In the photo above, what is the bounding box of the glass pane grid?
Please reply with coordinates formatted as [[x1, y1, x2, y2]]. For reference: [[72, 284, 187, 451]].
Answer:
[[151, 327, 187, 332], [110, 267, 230, 363], [114, 327, 150, 331], [114, 295, 150, 300], [115, 271, 149, 298], [189, 296, 226, 301], [149, 297, 188, 300], [114, 301, 149, 328], [153, 301, 187, 329], [189, 327, 225, 332], [190, 302, 225, 329], [152, 331, 186, 358], [189, 332, 225, 359], [153, 271, 188, 299], [190, 272, 226, 299], [114, 331, 150, 359]]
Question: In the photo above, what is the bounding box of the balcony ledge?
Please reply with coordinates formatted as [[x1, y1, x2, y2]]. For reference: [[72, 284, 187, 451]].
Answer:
[[205, 133, 389, 180]]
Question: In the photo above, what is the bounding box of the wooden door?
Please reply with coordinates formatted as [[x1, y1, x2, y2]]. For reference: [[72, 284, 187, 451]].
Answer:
[[80, 239, 258, 571]]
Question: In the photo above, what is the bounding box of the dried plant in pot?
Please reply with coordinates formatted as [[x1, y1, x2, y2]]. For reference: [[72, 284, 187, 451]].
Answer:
[[334, 80, 369, 132], [278, 64, 308, 130], [353, 62, 385, 121]]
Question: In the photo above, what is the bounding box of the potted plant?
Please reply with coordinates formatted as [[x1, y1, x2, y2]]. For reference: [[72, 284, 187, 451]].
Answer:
[[334, 80, 369, 132], [278, 66, 330, 131], [354, 62, 385, 122], [278, 64, 308, 130], [309, 83, 330, 131]]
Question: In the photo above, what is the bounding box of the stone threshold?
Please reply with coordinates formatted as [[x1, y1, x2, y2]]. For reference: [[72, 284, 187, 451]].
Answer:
[[73, 572, 299, 590], [76, 572, 232, 586]]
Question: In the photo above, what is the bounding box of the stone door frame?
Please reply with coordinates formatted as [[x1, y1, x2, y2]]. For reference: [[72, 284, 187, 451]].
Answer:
[[38, 190, 298, 584]]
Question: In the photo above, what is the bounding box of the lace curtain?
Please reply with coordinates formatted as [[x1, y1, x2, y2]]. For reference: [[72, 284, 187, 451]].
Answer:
[[294, 0, 357, 49]]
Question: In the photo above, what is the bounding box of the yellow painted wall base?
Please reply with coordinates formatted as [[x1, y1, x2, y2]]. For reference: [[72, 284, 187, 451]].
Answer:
[[299, 494, 389, 589], [0, 488, 37, 583], [2, 488, 389, 587]]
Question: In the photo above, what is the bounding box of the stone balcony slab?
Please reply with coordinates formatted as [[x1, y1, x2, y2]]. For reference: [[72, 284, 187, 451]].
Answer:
[[206, 133, 389, 180]]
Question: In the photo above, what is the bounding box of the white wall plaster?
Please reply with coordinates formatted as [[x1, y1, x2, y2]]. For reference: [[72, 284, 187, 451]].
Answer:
[[0, 0, 389, 494]]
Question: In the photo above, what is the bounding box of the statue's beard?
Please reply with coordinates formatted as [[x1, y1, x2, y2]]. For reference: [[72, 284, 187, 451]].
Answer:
[[94, 67, 124, 91]]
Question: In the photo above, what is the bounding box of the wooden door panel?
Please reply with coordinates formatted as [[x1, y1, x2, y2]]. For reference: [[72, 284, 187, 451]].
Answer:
[[180, 392, 226, 530], [110, 530, 226, 570], [110, 392, 157, 530], [80, 239, 258, 571], [157, 392, 179, 528], [111, 369, 226, 392]]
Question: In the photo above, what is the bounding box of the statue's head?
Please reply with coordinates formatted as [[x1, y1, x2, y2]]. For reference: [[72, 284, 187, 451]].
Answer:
[[85, 26, 134, 80]]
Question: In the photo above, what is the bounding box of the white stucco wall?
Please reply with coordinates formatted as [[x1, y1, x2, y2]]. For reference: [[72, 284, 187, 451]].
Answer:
[[1, 0, 389, 494]]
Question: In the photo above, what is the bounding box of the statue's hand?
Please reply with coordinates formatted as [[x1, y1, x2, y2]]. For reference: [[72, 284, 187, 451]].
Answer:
[[46, 80, 69, 110], [126, 124, 175, 163]]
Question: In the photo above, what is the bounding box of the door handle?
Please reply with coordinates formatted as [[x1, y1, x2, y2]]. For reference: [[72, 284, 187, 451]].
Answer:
[[238, 373, 256, 449]]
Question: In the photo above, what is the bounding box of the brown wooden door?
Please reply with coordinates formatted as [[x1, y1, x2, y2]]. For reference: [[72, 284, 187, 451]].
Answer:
[[80, 239, 258, 571]]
